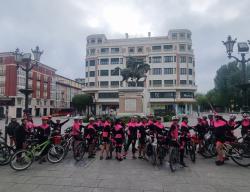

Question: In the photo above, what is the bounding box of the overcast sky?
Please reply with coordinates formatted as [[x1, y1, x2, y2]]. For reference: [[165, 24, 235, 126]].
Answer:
[[0, 0, 250, 93]]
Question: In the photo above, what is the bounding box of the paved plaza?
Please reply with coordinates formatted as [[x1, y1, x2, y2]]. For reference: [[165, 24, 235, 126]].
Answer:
[[0, 115, 249, 192]]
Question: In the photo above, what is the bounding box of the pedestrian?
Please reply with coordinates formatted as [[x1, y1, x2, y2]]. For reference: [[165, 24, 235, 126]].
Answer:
[[14, 118, 27, 152], [7, 117, 19, 146], [138, 116, 147, 159], [100, 117, 112, 160], [84, 117, 96, 158], [113, 118, 125, 161], [124, 116, 138, 159], [35, 116, 51, 164]]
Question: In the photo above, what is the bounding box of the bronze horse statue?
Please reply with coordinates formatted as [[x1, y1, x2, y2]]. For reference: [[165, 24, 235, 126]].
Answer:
[[112, 57, 150, 86]]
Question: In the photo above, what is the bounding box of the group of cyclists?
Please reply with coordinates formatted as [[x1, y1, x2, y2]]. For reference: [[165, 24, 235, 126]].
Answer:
[[2, 112, 250, 169]]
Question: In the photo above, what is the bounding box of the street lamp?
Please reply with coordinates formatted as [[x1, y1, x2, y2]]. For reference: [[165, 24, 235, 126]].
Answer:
[[14, 46, 43, 115], [222, 36, 250, 111]]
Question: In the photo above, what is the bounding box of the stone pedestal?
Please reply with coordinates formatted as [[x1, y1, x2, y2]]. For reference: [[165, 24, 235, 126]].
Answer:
[[118, 87, 144, 116]]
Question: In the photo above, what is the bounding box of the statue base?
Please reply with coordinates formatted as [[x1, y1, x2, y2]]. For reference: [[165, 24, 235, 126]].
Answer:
[[117, 87, 144, 116]]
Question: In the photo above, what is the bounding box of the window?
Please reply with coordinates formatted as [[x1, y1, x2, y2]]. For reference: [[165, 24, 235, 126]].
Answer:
[[17, 98, 22, 105], [152, 45, 161, 52], [137, 47, 143, 53], [149, 57, 151, 63], [152, 56, 162, 63], [90, 49, 95, 55], [89, 82, 95, 86], [137, 81, 144, 87], [172, 33, 177, 39], [100, 58, 109, 65], [164, 56, 173, 63], [111, 48, 119, 53], [180, 92, 194, 98], [180, 68, 187, 75], [120, 58, 123, 64], [164, 80, 174, 86], [111, 81, 119, 87], [89, 71, 95, 77], [97, 38, 102, 44], [100, 70, 109, 76], [180, 56, 186, 63], [152, 68, 162, 75], [164, 68, 175, 74], [188, 45, 192, 51], [89, 60, 96, 66], [90, 39, 95, 43], [152, 80, 162, 86], [99, 92, 119, 98], [0, 57, 3, 64], [100, 81, 109, 87], [111, 69, 119, 76], [163, 44, 173, 51], [189, 69, 193, 75], [85, 61, 88, 67], [187, 33, 191, 39], [179, 44, 186, 51], [85, 72, 88, 77], [189, 80, 193, 85], [44, 100, 47, 106], [150, 92, 175, 98], [128, 47, 135, 53], [180, 80, 187, 85], [188, 57, 193, 63], [101, 48, 109, 54], [179, 33, 185, 39], [111, 58, 119, 64]]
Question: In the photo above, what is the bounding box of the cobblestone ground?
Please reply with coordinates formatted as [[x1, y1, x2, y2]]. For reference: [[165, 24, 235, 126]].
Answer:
[[0, 114, 249, 192]]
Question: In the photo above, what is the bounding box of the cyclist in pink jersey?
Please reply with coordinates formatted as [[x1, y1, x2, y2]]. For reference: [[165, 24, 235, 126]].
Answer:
[[100, 118, 112, 160], [113, 118, 125, 161]]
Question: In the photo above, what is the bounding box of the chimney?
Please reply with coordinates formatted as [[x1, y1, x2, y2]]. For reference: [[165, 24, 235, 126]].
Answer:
[[148, 32, 151, 38], [125, 33, 128, 39]]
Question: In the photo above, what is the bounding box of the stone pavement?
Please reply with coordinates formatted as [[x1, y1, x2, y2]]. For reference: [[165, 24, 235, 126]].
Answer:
[[0, 150, 250, 192]]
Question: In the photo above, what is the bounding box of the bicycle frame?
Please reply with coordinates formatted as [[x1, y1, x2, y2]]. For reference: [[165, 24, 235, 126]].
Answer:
[[29, 140, 51, 157]]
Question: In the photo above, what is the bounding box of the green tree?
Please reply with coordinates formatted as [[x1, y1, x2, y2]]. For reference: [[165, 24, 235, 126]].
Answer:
[[209, 61, 250, 111], [195, 93, 209, 112], [72, 94, 93, 115]]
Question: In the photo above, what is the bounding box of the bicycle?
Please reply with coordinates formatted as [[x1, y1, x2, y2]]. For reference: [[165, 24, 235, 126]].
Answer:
[[0, 142, 13, 165], [73, 136, 89, 161], [10, 137, 65, 171], [169, 140, 181, 172], [221, 140, 250, 167], [145, 135, 157, 165], [185, 137, 196, 163], [199, 130, 217, 158]]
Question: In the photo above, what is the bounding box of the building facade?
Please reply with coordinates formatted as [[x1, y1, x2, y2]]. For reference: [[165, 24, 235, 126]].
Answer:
[[0, 52, 82, 118], [55, 75, 82, 110], [84, 29, 197, 115]]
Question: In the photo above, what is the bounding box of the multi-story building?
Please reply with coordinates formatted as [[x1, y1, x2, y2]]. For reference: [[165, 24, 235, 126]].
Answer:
[[0, 52, 82, 118], [84, 29, 197, 115], [55, 75, 82, 110]]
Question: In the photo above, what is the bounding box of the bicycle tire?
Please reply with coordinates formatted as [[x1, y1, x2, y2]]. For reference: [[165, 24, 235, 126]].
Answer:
[[10, 150, 33, 171], [47, 145, 65, 163], [151, 148, 157, 165], [200, 143, 216, 158], [230, 143, 250, 167], [62, 141, 70, 159], [73, 142, 85, 161], [189, 144, 196, 163], [0, 143, 11, 165], [158, 146, 165, 165], [169, 147, 178, 172]]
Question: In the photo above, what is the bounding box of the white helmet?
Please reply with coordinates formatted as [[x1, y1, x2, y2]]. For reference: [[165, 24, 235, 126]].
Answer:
[[229, 114, 236, 120]]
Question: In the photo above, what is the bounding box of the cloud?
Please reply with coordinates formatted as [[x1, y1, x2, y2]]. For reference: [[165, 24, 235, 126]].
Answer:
[[0, 0, 250, 93]]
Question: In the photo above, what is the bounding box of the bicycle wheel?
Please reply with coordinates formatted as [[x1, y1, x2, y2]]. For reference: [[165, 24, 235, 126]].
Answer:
[[200, 142, 216, 158], [73, 142, 85, 161], [230, 143, 250, 167], [47, 145, 65, 163], [0, 143, 11, 165], [169, 147, 178, 172], [62, 140, 70, 159], [157, 146, 165, 165], [10, 150, 33, 171], [189, 144, 196, 163]]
